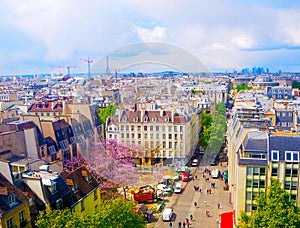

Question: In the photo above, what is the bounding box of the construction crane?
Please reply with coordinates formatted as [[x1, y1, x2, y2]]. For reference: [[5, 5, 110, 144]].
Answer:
[[80, 57, 93, 81], [57, 65, 76, 78]]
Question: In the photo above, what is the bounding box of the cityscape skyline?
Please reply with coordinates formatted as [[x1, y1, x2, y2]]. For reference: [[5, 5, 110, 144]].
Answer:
[[1, 1, 300, 75]]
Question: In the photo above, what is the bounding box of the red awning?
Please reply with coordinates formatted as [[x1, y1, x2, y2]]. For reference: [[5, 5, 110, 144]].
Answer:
[[220, 211, 233, 228]]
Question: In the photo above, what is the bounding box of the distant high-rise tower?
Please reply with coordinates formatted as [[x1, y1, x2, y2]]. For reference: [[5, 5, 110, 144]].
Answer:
[[106, 56, 110, 74]]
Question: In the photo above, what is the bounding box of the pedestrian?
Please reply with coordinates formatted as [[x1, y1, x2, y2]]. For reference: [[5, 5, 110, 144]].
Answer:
[[190, 214, 193, 221], [169, 221, 173, 227], [194, 202, 197, 207], [218, 202, 221, 209], [178, 221, 182, 228], [207, 211, 211, 217], [195, 175, 198, 180], [204, 200, 207, 206], [182, 221, 186, 228], [205, 210, 208, 217], [209, 188, 212, 194], [206, 189, 209, 194]]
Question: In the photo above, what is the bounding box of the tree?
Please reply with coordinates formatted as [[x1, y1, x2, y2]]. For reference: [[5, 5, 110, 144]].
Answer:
[[96, 198, 145, 228], [237, 84, 252, 92], [292, 80, 300, 89], [237, 179, 300, 228], [87, 139, 141, 200], [98, 104, 118, 138], [36, 199, 146, 228]]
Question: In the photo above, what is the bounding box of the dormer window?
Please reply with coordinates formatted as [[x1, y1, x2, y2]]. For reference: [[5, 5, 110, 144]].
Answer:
[[72, 184, 79, 193], [8, 194, 16, 206], [152, 117, 157, 122], [49, 183, 57, 195], [86, 175, 92, 183], [165, 117, 169, 122], [144, 117, 148, 122], [122, 116, 127, 122], [134, 117, 138, 122]]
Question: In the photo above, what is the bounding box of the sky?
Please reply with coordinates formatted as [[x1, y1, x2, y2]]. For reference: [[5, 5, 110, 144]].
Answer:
[[1, 0, 300, 75]]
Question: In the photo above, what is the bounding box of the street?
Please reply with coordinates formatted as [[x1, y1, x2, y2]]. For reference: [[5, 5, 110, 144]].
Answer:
[[152, 165, 232, 228]]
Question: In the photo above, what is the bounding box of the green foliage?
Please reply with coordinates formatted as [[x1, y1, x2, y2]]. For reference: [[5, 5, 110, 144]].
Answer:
[[36, 199, 146, 228], [200, 103, 227, 151], [98, 104, 118, 138], [237, 179, 300, 228], [191, 88, 196, 94], [237, 84, 252, 92], [292, 80, 300, 89]]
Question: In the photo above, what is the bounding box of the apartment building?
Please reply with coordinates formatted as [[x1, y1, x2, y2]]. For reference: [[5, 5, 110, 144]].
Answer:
[[106, 105, 201, 166], [228, 113, 300, 223]]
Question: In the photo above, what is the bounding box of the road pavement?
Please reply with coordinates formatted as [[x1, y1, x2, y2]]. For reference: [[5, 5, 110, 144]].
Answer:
[[150, 164, 232, 228]]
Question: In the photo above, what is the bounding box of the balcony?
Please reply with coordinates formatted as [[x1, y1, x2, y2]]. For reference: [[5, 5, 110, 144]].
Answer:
[[238, 150, 268, 166]]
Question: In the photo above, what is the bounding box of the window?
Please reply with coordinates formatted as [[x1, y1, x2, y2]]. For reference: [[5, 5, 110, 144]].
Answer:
[[292, 181, 298, 190], [56, 199, 63, 210], [286, 151, 299, 162], [253, 167, 259, 175], [168, 126, 172, 132], [260, 167, 266, 175], [137, 126, 141, 131], [162, 134, 166, 139], [174, 126, 178, 132], [168, 134, 172, 140], [271, 150, 279, 161], [245, 204, 251, 212], [7, 218, 13, 228], [253, 180, 259, 188], [94, 190, 98, 201], [81, 200, 85, 211], [144, 126, 147, 131], [246, 167, 253, 175], [162, 126, 166, 132], [180, 126, 183, 132], [8, 194, 15, 205], [286, 168, 292, 177], [285, 181, 291, 190], [126, 126, 129, 131], [259, 180, 265, 188], [121, 125, 124, 131], [246, 180, 252, 187], [246, 192, 252, 200], [169, 142, 172, 148], [156, 126, 159, 131], [138, 133, 141, 139], [271, 167, 278, 176], [131, 125, 134, 131], [150, 126, 153, 131], [50, 183, 57, 194], [19, 210, 25, 223]]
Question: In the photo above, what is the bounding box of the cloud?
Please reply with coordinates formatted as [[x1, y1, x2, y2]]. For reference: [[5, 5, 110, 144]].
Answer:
[[134, 25, 167, 42], [1, 0, 300, 74]]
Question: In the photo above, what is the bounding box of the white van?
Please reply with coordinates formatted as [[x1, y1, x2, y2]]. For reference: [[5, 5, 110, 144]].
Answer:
[[212, 169, 220, 179], [162, 208, 173, 221], [174, 183, 182, 194]]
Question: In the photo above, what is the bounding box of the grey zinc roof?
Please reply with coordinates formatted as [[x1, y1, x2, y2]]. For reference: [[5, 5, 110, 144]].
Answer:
[[242, 131, 268, 152]]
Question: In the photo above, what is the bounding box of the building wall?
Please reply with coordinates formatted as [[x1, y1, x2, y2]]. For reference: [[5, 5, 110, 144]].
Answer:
[[71, 187, 101, 215], [24, 128, 39, 159], [0, 201, 31, 228]]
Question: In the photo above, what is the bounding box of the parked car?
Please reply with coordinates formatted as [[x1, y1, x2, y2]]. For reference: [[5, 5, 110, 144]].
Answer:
[[174, 183, 182, 194], [191, 159, 198, 166], [157, 184, 172, 192]]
